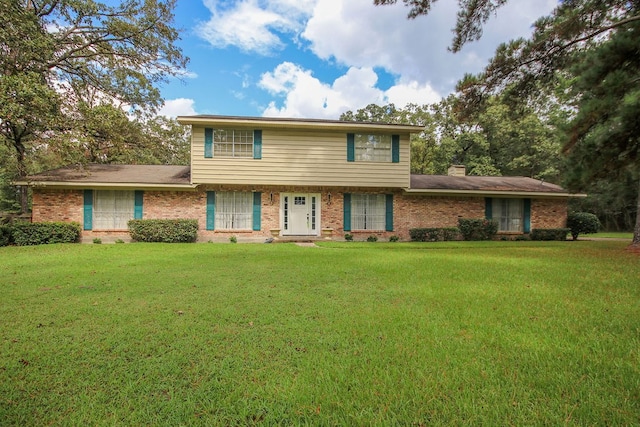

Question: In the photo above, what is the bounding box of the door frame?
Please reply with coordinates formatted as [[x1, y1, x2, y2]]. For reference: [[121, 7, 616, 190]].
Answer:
[[280, 193, 321, 236]]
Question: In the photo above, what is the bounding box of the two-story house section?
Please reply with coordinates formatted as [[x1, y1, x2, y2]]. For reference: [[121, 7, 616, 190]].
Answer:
[[20, 115, 578, 242]]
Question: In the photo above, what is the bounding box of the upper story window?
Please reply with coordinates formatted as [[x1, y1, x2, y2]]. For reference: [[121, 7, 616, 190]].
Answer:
[[347, 133, 399, 163], [204, 128, 262, 159]]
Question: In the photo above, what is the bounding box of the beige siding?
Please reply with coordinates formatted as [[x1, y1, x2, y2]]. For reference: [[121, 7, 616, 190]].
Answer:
[[190, 126, 411, 188]]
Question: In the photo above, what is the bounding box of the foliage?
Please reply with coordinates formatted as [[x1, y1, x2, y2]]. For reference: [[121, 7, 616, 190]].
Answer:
[[0, 225, 12, 246], [530, 228, 570, 241], [457, 218, 498, 241], [93, 238, 102, 244], [367, 235, 378, 242], [11, 222, 81, 246], [229, 235, 237, 244], [344, 233, 353, 241], [128, 219, 198, 243], [389, 235, 400, 242], [0, 242, 638, 425], [409, 227, 460, 242], [567, 212, 601, 241]]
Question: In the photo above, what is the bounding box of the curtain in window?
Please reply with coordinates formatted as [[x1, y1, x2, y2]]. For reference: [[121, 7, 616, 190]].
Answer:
[[215, 192, 253, 229], [351, 194, 385, 230], [493, 199, 523, 232], [93, 190, 134, 230], [354, 134, 392, 162]]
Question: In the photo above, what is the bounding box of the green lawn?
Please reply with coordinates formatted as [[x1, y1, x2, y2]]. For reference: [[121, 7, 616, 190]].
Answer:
[[1, 241, 639, 425]]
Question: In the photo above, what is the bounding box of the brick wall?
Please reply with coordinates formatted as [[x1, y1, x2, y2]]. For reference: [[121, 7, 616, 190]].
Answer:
[[31, 188, 568, 242]]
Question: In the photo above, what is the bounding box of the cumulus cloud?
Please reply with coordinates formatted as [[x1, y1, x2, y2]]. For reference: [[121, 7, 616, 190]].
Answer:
[[159, 98, 197, 117], [197, 0, 316, 54], [259, 62, 441, 119]]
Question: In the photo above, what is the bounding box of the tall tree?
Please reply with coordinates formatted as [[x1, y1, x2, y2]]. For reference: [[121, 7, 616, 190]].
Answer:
[[0, 0, 188, 212], [376, 0, 640, 248]]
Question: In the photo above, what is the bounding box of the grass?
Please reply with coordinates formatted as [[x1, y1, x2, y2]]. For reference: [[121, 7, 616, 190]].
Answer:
[[588, 231, 634, 239], [1, 241, 639, 425]]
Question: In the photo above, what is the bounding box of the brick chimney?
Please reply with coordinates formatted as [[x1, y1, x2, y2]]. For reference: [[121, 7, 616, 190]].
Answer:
[[448, 165, 466, 176]]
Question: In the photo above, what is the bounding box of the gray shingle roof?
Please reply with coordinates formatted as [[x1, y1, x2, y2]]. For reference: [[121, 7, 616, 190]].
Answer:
[[26, 164, 191, 186], [410, 175, 568, 194]]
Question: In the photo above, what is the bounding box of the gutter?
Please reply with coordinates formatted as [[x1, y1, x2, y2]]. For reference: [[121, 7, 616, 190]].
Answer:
[[13, 181, 198, 191]]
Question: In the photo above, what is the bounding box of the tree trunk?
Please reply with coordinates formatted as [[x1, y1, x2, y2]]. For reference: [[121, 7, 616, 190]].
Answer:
[[631, 177, 640, 248]]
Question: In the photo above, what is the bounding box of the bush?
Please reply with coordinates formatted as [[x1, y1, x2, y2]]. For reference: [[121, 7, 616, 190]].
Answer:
[[229, 235, 237, 243], [344, 233, 353, 241], [128, 219, 199, 243], [389, 235, 400, 242], [11, 222, 81, 246], [457, 218, 498, 241], [409, 227, 460, 242], [0, 225, 12, 246], [530, 228, 570, 241], [93, 238, 102, 244], [367, 235, 378, 242], [566, 212, 601, 240]]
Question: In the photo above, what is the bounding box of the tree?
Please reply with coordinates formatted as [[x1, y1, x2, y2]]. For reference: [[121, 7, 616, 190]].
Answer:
[[1, 0, 188, 212], [376, 0, 640, 248]]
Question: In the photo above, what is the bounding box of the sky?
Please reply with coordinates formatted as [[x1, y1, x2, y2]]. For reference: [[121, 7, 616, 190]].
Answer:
[[158, 0, 558, 120]]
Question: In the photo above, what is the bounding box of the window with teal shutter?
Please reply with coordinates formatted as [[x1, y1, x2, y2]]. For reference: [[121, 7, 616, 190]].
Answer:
[[204, 128, 213, 158], [253, 130, 262, 159], [83, 190, 93, 230], [346, 134, 355, 162], [523, 198, 531, 233], [392, 135, 400, 163], [206, 191, 215, 230], [485, 197, 493, 219], [343, 193, 351, 231], [134, 191, 143, 219], [252, 192, 262, 231], [385, 194, 394, 231]]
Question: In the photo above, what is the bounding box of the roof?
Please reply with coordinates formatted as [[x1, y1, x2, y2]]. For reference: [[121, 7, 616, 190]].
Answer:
[[176, 115, 424, 133], [18, 164, 195, 190], [408, 175, 579, 198]]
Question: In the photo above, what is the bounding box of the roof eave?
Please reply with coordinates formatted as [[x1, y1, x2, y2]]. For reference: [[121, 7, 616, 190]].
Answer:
[[403, 188, 586, 198], [15, 181, 197, 191], [176, 115, 423, 133]]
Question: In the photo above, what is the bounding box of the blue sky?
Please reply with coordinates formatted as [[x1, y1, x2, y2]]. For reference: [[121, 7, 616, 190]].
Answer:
[[158, 0, 557, 119]]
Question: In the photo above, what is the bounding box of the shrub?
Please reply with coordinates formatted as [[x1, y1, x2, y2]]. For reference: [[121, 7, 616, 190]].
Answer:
[[389, 235, 400, 242], [409, 227, 460, 242], [367, 235, 378, 242], [457, 218, 498, 241], [115, 239, 125, 244], [128, 219, 198, 243], [566, 212, 601, 241], [93, 238, 102, 244], [0, 225, 12, 246], [344, 233, 353, 241], [229, 235, 237, 243], [530, 228, 570, 241], [11, 222, 81, 246]]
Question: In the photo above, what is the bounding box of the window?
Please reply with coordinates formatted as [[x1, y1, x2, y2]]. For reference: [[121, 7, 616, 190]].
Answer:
[[213, 129, 253, 157], [215, 192, 253, 229], [492, 198, 523, 232], [355, 134, 392, 162], [93, 190, 134, 230], [351, 194, 386, 230]]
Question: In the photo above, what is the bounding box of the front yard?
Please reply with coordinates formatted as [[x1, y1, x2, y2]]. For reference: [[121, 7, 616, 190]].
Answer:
[[1, 241, 638, 425]]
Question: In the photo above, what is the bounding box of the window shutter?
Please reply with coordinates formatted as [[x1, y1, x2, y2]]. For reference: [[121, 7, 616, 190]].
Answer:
[[523, 198, 531, 233], [252, 192, 262, 231], [206, 191, 215, 230], [134, 190, 143, 219], [343, 193, 351, 231], [392, 135, 400, 163], [253, 130, 262, 159], [346, 133, 355, 162], [485, 197, 493, 219], [385, 194, 394, 231], [204, 128, 213, 158], [83, 190, 93, 231]]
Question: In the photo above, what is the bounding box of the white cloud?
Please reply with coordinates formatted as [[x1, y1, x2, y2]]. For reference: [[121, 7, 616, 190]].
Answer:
[[258, 62, 441, 119], [197, 0, 316, 54], [159, 98, 197, 117]]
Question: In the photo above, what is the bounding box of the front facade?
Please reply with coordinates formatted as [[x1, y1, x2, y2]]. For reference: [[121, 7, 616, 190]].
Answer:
[[23, 116, 575, 241]]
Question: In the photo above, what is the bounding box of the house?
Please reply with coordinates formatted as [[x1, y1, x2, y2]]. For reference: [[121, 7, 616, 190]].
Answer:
[[19, 115, 576, 241]]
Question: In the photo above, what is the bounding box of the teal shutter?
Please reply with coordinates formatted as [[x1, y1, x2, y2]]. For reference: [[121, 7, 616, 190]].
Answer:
[[206, 191, 215, 230], [253, 130, 262, 159], [83, 190, 93, 231], [343, 193, 351, 231], [523, 198, 531, 233], [392, 135, 400, 163], [204, 128, 213, 158], [485, 197, 493, 219], [252, 192, 261, 231], [385, 194, 394, 231], [347, 133, 355, 162], [134, 190, 143, 219]]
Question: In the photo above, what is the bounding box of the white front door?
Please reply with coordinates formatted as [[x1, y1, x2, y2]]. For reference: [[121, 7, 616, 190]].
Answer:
[[282, 193, 319, 236]]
